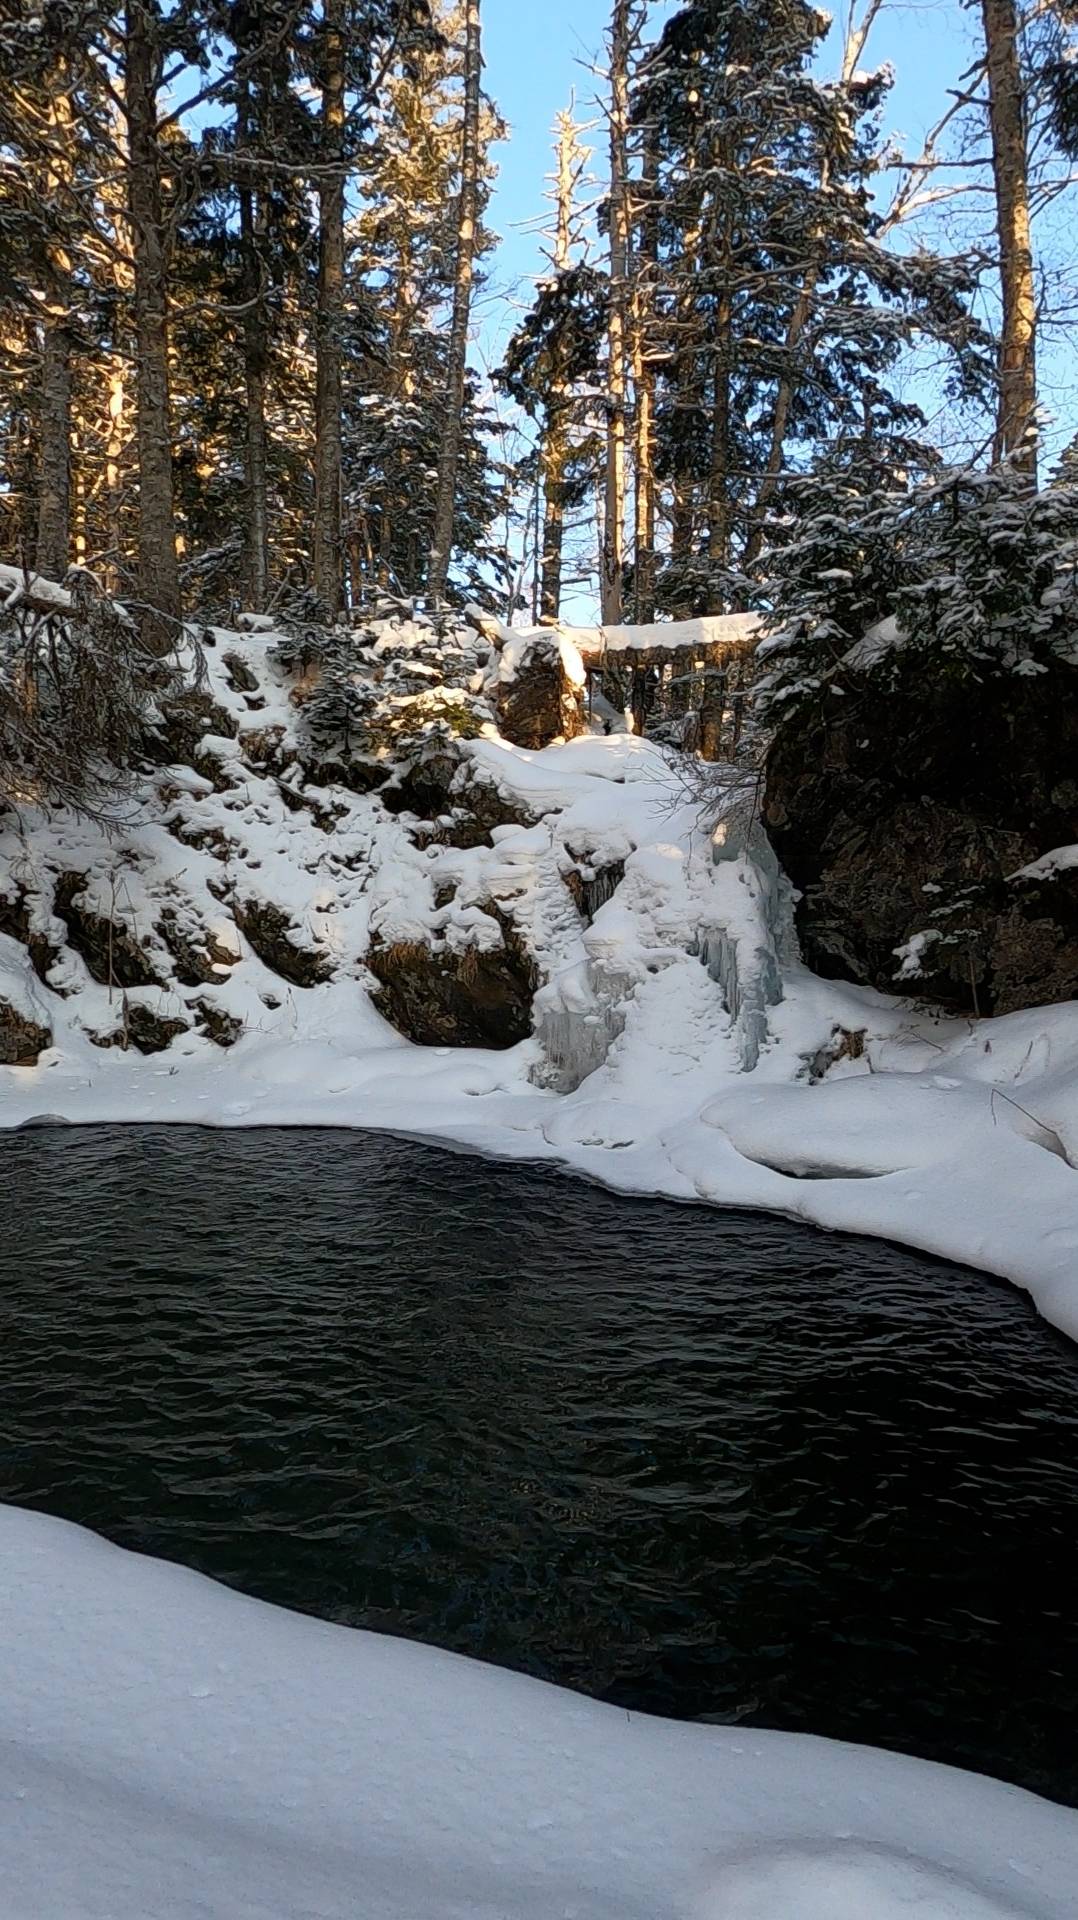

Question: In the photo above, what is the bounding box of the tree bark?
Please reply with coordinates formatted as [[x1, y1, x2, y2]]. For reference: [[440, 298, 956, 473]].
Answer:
[[236, 70, 270, 610], [313, 0, 346, 615], [35, 83, 75, 580], [601, 0, 630, 625], [36, 314, 72, 579], [124, 0, 181, 645], [428, 0, 482, 604], [981, 0, 1037, 476], [537, 107, 579, 622], [630, 133, 657, 623]]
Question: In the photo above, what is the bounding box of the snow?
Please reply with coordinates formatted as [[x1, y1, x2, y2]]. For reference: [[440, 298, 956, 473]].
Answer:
[[554, 612, 763, 656], [843, 613, 905, 671], [496, 626, 588, 690], [2, 617, 1078, 1351], [1010, 844, 1078, 882], [0, 560, 77, 611], [2, 1500, 1077, 1920]]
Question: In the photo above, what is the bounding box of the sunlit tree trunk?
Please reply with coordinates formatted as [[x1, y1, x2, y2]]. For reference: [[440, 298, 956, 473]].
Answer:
[[236, 69, 270, 610], [429, 0, 483, 603], [35, 83, 75, 580], [125, 0, 181, 643], [601, 0, 630, 625], [313, 0, 346, 615], [981, 0, 1038, 476]]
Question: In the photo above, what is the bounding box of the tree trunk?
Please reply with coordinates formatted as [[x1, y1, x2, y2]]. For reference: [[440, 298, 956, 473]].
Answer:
[[428, 0, 482, 604], [601, 0, 630, 626], [539, 412, 566, 621], [236, 71, 270, 610], [537, 107, 580, 623], [630, 134, 657, 623], [313, 0, 346, 616], [124, 0, 181, 645], [668, 172, 704, 613], [35, 83, 74, 580], [36, 315, 72, 579], [981, 0, 1037, 476]]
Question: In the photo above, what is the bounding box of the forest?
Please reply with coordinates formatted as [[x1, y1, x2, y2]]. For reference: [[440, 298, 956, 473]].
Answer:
[[3, 0, 1076, 645]]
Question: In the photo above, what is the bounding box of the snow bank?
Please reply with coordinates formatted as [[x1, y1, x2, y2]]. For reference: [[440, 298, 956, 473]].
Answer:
[[1, 616, 1078, 1344], [554, 611, 763, 656], [2, 1501, 1076, 1920]]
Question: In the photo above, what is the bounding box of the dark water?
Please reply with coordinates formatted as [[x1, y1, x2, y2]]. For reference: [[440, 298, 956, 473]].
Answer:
[[2, 1127, 1077, 1803]]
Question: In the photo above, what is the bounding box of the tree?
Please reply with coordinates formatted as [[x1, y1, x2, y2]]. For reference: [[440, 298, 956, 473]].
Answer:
[[124, 0, 182, 642], [630, 0, 989, 615], [600, 0, 634, 623], [497, 101, 599, 623], [980, 0, 1038, 476], [427, 0, 482, 602], [312, 0, 347, 614]]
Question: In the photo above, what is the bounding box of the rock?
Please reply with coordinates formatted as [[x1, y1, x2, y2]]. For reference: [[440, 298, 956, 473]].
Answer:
[[222, 651, 260, 694], [233, 897, 332, 988], [194, 998, 244, 1047], [0, 999, 51, 1065], [496, 634, 585, 749], [367, 917, 537, 1049], [0, 889, 63, 987], [383, 751, 535, 850], [53, 874, 163, 990], [564, 860, 625, 924], [155, 908, 238, 987], [145, 691, 237, 767], [763, 656, 1078, 1015], [91, 1003, 190, 1055]]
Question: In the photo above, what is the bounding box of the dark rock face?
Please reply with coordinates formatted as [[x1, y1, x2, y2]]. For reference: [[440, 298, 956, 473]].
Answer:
[[564, 860, 626, 925], [497, 637, 584, 750], [233, 898, 332, 988], [763, 659, 1078, 1015], [383, 752, 536, 851], [0, 999, 51, 1064], [54, 874, 163, 990], [92, 1004, 190, 1055], [146, 692, 237, 767], [367, 921, 537, 1050]]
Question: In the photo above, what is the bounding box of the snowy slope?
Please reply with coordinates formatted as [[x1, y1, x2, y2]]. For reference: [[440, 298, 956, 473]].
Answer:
[[2, 1501, 1076, 1920], [1, 617, 1077, 1338]]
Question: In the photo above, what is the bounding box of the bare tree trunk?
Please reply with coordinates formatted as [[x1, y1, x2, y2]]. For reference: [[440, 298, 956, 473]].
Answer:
[[537, 107, 579, 622], [705, 245, 733, 610], [105, 358, 126, 590], [35, 84, 74, 580], [601, 0, 630, 625], [36, 315, 72, 579], [125, 0, 181, 644], [236, 71, 270, 610], [313, 0, 346, 615], [668, 173, 704, 614], [631, 133, 657, 623], [981, 0, 1037, 476], [428, 0, 482, 604], [539, 412, 566, 621]]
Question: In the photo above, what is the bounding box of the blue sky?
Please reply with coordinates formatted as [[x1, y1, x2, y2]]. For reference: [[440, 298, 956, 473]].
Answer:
[[480, 0, 982, 312]]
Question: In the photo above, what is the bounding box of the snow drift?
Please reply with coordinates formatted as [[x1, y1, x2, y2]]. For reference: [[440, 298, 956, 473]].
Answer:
[[2, 1501, 1076, 1920]]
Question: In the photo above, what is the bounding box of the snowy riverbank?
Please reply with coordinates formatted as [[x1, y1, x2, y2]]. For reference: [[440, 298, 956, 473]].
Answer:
[[2, 1501, 1076, 1920], [1, 614, 1077, 1337]]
